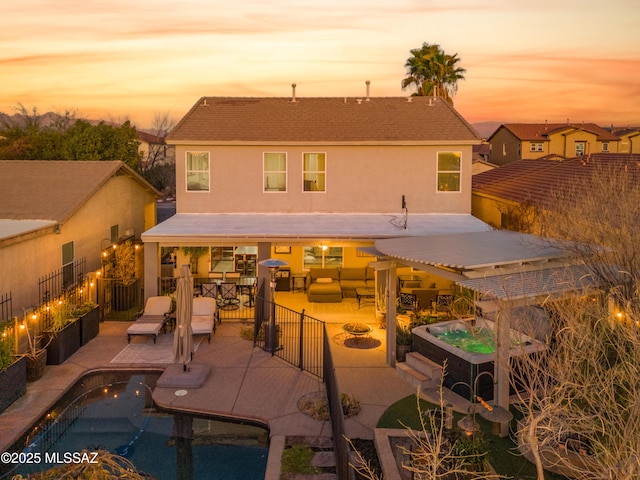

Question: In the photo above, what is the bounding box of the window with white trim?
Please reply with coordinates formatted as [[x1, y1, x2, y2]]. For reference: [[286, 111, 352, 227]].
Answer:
[[303, 153, 326, 192], [602, 142, 609, 152], [263, 153, 287, 192], [530, 142, 544, 152], [186, 152, 210, 191], [437, 151, 461, 192], [575, 142, 586, 156]]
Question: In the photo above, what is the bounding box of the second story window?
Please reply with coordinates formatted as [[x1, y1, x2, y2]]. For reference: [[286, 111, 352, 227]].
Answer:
[[602, 142, 609, 152], [437, 151, 461, 192], [575, 142, 586, 156], [303, 153, 326, 192], [264, 153, 287, 192], [530, 142, 544, 152], [186, 152, 209, 192]]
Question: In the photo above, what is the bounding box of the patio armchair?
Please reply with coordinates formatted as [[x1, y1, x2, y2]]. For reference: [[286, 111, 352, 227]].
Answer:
[[126, 296, 172, 343], [191, 297, 218, 343], [219, 282, 240, 310]]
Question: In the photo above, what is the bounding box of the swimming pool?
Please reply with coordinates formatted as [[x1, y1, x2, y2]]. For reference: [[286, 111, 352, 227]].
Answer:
[[1, 371, 269, 480]]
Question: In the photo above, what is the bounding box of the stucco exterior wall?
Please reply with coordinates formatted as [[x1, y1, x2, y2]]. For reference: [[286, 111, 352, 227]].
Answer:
[[0, 175, 157, 313], [174, 144, 473, 215], [471, 193, 503, 229], [488, 129, 520, 165]]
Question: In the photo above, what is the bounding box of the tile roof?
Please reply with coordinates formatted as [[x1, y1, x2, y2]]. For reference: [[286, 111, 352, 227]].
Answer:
[[472, 153, 640, 209], [0, 160, 159, 223], [167, 96, 480, 143], [491, 123, 619, 142]]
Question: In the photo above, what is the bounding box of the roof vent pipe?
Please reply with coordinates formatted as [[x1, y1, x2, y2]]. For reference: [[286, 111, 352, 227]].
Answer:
[[291, 83, 297, 103], [365, 80, 370, 101]]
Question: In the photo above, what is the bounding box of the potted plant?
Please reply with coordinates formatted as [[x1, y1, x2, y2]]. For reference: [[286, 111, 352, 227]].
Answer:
[[23, 324, 47, 382], [0, 322, 26, 413], [395, 323, 412, 362], [72, 302, 100, 345], [45, 301, 81, 365]]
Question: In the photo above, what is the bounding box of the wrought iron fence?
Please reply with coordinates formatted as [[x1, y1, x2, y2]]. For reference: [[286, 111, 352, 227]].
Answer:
[[97, 278, 143, 321], [324, 332, 354, 480], [254, 288, 325, 380], [36, 259, 95, 332]]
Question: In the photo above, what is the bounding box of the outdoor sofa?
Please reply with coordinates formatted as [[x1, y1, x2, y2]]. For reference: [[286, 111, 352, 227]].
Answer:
[[306, 267, 375, 302]]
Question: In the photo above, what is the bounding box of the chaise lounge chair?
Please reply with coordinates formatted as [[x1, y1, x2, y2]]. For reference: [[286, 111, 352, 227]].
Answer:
[[191, 297, 218, 343], [126, 296, 173, 343]]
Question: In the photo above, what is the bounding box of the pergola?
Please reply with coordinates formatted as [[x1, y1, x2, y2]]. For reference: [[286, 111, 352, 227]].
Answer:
[[371, 229, 598, 434]]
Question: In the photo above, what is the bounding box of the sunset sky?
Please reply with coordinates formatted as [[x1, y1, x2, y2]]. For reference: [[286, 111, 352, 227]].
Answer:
[[2, 0, 639, 129]]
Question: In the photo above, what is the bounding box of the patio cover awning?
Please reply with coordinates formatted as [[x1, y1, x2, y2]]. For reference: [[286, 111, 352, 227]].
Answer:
[[374, 230, 569, 270], [457, 264, 599, 301], [141, 213, 491, 244]]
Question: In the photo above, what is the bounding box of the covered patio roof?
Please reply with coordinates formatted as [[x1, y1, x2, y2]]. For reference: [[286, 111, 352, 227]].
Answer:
[[374, 230, 569, 270], [141, 213, 491, 244]]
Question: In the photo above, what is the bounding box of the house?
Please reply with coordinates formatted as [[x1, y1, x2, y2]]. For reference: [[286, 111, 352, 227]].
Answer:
[[487, 123, 621, 166], [0, 160, 160, 313], [610, 126, 640, 154], [471, 153, 640, 231], [136, 130, 175, 171], [141, 92, 492, 298]]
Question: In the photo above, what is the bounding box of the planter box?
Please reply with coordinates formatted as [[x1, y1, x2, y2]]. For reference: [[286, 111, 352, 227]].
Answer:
[[0, 356, 26, 413], [46, 320, 81, 365], [26, 349, 47, 382], [79, 306, 100, 345]]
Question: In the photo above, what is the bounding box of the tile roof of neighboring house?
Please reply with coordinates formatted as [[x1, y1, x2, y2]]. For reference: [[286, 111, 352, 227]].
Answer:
[[137, 130, 165, 144], [472, 153, 640, 209], [167, 96, 480, 143], [490, 123, 620, 142], [0, 160, 160, 223]]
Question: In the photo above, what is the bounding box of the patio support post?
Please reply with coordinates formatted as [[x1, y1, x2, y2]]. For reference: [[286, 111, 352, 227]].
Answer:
[[386, 262, 397, 366], [144, 241, 159, 300], [494, 310, 511, 436]]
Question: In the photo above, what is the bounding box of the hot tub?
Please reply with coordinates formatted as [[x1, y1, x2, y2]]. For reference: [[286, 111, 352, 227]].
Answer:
[[412, 318, 544, 401]]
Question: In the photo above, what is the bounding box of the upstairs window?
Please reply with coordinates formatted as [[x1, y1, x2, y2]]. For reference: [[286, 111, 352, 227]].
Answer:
[[186, 152, 210, 191], [437, 151, 461, 192], [602, 142, 609, 152], [264, 153, 287, 192], [575, 142, 586, 156], [303, 153, 326, 192], [530, 142, 544, 152]]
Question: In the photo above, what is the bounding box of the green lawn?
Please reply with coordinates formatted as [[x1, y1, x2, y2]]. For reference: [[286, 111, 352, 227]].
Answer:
[[377, 395, 567, 480]]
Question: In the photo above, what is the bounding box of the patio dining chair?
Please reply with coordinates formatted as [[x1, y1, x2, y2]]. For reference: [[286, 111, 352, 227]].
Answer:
[[219, 282, 240, 310], [201, 283, 218, 299], [399, 292, 418, 312]]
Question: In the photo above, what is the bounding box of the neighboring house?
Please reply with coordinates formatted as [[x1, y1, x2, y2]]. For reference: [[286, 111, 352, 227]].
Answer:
[[471, 153, 640, 231], [610, 126, 640, 154], [137, 130, 175, 171], [487, 123, 621, 166], [141, 94, 492, 296], [0, 160, 160, 313]]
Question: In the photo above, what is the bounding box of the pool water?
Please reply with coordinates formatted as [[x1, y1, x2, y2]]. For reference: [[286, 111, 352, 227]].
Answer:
[[2, 372, 268, 480], [435, 328, 496, 354]]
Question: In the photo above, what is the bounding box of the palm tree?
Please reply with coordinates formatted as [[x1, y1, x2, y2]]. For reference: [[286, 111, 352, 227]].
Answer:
[[401, 43, 466, 104]]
